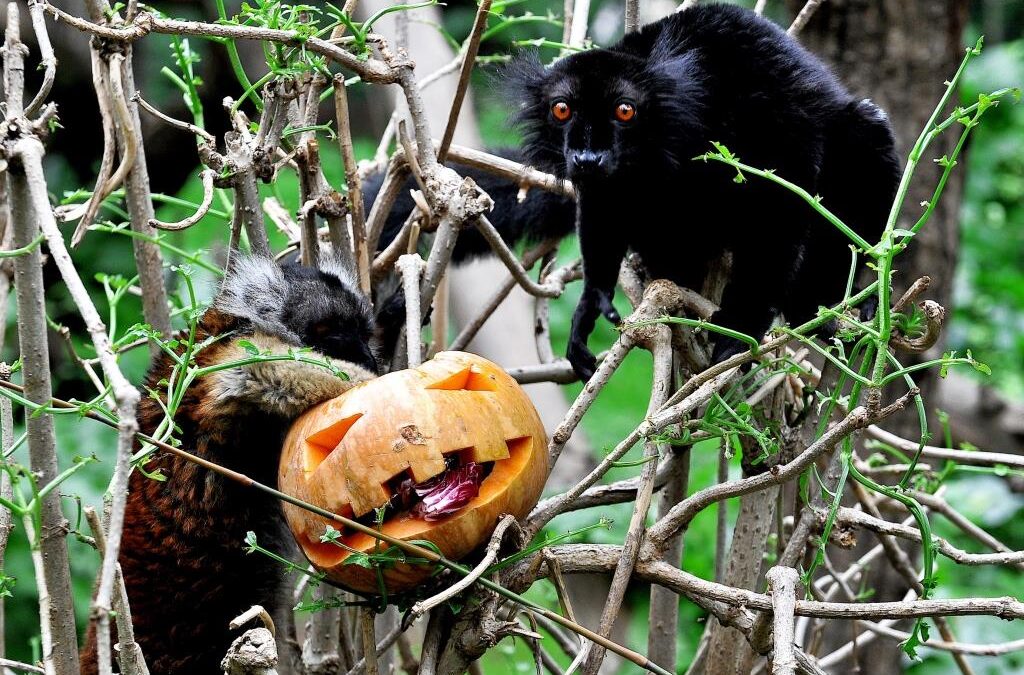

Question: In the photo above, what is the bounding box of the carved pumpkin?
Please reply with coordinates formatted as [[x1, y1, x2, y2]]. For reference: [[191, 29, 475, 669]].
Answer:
[[279, 351, 548, 594]]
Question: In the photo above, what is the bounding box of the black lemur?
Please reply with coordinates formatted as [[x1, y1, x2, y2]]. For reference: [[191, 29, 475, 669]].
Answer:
[[81, 257, 381, 674], [370, 4, 900, 380]]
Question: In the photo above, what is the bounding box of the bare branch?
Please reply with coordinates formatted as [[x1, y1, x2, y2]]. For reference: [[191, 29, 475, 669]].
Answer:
[[832, 505, 1024, 567], [448, 241, 558, 351], [766, 567, 800, 675], [4, 11, 80, 667], [359, 609, 379, 675], [344, 619, 408, 675], [523, 544, 1024, 621], [14, 135, 141, 675], [397, 253, 425, 367], [333, 75, 367, 289], [41, 4, 400, 83], [646, 390, 917, 550], [788, 0, 825, 36], [865, 424, 1024, 469], [25, 0, 56, 117], [436, 0, 491, 162], [84, 508, 148, 675], [0, 365, 15, 661], [0, 658, 45, 675], [580, 328, 672, 674]]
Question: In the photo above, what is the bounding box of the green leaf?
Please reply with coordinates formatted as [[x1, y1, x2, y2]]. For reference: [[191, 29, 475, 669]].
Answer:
[[237, 340, 261, 356], [342, 551, 374, 569], [965, 350, 992, 376], [320, 525, 343, 543]]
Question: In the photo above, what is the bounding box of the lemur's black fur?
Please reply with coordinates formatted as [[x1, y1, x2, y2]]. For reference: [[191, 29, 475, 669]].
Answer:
[[81, 258, 379, 675], [371, 4, 900, 380]]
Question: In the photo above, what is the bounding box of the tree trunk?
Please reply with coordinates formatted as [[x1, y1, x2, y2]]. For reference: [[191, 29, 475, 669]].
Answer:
[[794, 2, 969, 672]]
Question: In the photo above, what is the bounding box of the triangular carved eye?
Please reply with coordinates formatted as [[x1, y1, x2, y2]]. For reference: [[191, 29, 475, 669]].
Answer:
[[304, 413, 363, 472], [425, 366, 496, 392]]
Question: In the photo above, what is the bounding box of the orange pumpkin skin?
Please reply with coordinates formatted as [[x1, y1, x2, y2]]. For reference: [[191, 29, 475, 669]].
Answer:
[[279, 351, 548, 594]]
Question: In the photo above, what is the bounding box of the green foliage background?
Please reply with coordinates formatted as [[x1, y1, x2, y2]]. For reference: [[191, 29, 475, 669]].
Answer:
[[0, 2, 1022, 673]]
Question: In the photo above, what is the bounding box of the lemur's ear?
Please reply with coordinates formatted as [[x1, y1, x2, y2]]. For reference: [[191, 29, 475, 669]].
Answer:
[[216, 256, 302, 343], [640, 47, 705, 167], [317, 254, 363, 296], [496, 50, 548, 108], [643, 46, 701, 93]]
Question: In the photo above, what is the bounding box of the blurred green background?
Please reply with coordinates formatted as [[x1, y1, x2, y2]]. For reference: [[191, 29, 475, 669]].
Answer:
[[2, 0, 1023, 672]]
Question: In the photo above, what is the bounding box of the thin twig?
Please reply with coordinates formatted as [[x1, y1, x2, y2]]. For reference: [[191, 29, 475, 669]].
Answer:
[[84, 507, 148, 675], [788, 0, 825, 36], [14, 135, 141, 675], [24, 1, 56, 117], [436, 0, 491, 162], [133, 92, 215, 142], [0, 658, 45, 675], [524, 544, 1024, 621], [41, 3, 401, 84], [148, 169, 216, 231], [411, 515, 517, 620]]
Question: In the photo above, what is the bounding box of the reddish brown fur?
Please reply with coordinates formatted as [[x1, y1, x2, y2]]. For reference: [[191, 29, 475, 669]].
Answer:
[[81, 308, 306, 674]]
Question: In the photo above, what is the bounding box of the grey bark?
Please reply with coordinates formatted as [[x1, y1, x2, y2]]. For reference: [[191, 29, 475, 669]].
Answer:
[[9, 156, 81, 674]]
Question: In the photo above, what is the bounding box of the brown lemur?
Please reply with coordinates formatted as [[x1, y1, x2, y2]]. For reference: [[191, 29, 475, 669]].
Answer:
[[81, 256, 384, 675]]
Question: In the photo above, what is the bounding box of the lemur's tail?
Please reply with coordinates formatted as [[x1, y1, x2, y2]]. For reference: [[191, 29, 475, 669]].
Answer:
[[364, 147, 576, 264]]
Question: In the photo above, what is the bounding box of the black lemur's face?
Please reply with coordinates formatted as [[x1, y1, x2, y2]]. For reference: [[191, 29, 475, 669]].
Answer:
[[216, 256, 379, 374], [505, 49, 704, 184], [279, 263, 378, 373]]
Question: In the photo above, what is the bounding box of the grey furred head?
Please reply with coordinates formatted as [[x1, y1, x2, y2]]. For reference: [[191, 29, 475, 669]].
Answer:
[[216, 256, 378, 372]]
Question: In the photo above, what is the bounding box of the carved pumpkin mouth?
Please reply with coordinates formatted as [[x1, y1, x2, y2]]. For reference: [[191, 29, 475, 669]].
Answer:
[[299, 436, 535, 570], [386, 455, 494, 522]]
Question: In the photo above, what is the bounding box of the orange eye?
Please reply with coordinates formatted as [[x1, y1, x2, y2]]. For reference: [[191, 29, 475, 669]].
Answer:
[[551, 100, 572, 122], [615, 102, 636, 122]]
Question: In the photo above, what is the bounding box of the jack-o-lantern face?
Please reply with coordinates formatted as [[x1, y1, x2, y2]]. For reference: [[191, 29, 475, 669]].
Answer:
[[279, 351, 548, 593]]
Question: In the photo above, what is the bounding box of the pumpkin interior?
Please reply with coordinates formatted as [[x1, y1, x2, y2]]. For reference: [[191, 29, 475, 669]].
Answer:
[[300, 435, 536, 569], [424, 366, 497, 392]]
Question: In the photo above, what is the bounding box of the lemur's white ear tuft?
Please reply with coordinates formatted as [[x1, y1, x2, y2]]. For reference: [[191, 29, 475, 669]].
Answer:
[[318, 255, 361, 292], [215, 256, 302, 343]]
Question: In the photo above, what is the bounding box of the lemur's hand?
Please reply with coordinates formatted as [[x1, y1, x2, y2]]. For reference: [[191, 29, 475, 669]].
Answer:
[[596, 289, 621, 324], [374, 289, 433, 367], [566, 287, 619, 381], [567, 332, 598, 382]]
